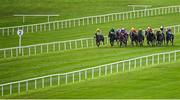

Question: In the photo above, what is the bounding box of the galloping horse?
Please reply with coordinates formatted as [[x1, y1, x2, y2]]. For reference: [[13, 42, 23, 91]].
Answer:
[[156, 30, 164, 46], [116, 29, 128, 47], [94, 33, 104, 47], [130, 30, 138, 46], [108, 28, 117, 46], [145, 30, 156, 46], [166, 29, 174, 46]]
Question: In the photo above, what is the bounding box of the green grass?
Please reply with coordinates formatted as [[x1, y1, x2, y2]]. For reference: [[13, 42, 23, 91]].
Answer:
[[1, 0, 180, 27], [3, 60, 180, 99], [1, 13, 180, 48]]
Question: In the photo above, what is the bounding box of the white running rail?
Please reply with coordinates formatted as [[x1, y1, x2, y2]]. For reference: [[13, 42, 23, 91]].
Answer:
[[0, 24, 179, 59], [0, 5, 180, 36], [0, 50, 179, 97]]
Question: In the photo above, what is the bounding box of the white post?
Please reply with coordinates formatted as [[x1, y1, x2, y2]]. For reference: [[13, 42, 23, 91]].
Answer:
[[134, 59, 136, 68], [163, 53, 165, 63], [3, 50, 6, 58], [152, 55, 154, 65], [58, 42, 61, 51], [69, 41, 72, 50], [41, 45, 43, 54], [65, 74, 68, 84], [50, 76, 52, 86], [47, 44, 49, 53], [64, 42, 66, 50], [44, 24, 46, 31], [105, 65, 107, 75], [34, 46, 37, 55], [129, 60, 131, 71], [79, 72, 81, 82], [116, 63, 119, 73], [81, 40, 83, 48], [28, 47, 31, 56], [158, 54, 160, 64], [122, 62, 125, 72], [110, 64, 113, 74], [169, 53, 171, 62], [87, 39, 89, 47], [18, 82, 20, 95], [11, 49, 13, 58], [72, 73, 75, 83], [78, 19, 81, 26], [1, 85, 3, 96], [85, 70, 87, 79], [58, 75, 60, 85], [174, 52, 177, 61], [57, 22, 60, 29], [140, 58, 142, 67], [75, 40, 77, 49], [99, 67, 101, 77], [26, 81, 28, 94], [42, 78, 44, 88], [91, 17, 94, 24], [92, 69, 94, 79], [146, 56, 148, 66], [10, 84, 12, 95], [87, 17, 89, 25], [61, 21, 64, 29], [53, 22, 56, 30], [35, 79, 37, 89]]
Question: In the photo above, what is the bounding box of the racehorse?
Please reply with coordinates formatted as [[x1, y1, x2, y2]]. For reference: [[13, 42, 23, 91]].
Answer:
[[145, 30, 156, 46], [130, 31, 138, 46], [94, 33, 104, 47], [116, 30, 128, 47], [166, 31, 174, 46], [138, 30, 144, 46], [108, 30, 117, 47], [156, 30, 164, 46]]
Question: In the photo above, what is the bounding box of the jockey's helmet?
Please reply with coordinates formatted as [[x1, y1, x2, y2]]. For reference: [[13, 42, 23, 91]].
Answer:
[[160, 26, 164, 29], [96, 28, 100, 32]]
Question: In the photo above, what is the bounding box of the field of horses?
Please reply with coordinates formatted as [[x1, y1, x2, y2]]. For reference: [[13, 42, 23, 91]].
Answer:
[[0, 0, 180, 99]]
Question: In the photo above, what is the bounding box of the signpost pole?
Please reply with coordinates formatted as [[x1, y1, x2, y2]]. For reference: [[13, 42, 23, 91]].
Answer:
[[17, 30, 24, 54]]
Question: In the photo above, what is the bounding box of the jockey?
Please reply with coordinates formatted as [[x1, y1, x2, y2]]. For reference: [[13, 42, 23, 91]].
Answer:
[[147, 26, 153, 33], [109, 28, 116, 34], [138, 28, 143, 36], [160, 26, 165, 36], [95, 28, 103, 35], [131, 27, 137, 34], [166, 28, 172, 37]]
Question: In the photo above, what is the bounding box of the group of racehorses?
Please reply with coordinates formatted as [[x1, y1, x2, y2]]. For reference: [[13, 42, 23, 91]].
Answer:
[[94, 27, 174, 47]]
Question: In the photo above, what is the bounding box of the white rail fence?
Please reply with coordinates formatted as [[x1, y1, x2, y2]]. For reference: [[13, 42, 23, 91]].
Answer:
[[1, 5, 180, 36], [0, 50, 179, 97], [0, 24, 180, 59]]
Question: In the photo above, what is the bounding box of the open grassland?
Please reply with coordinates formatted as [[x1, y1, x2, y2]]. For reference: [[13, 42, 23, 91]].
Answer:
[[1, 0, 180, 27], [3, 60, 180, 99]]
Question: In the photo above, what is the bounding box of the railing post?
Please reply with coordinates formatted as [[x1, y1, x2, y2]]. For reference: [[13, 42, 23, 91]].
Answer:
[[64, 42, 66, 50], [35, 79, 37, 89], [81, 40, 83, 48], [72, 73, 75, 83], [58, 75, 60, 85], [122, 62, 125, 72], [26, 81, 28, 94], [140, 58, 142, 67], [163, 53, 165, 63], [116, 63, 119, 73], [92, 69, 94, 79], [129, 60, 131, 71], [169, 53, 171, 62], [85, 70, 87, 79], [158, 54, 160, 64], [79, 72, 81, 82], [146, 56, 148, 66], [11, 48, 13, 58], [42, 78, 44, 88], [18, 82, 20, 95], [105, 65, 107, 75], [28, 47, 31, 56], [110, 64, 113, 74], [2, 85, 3, 96], [10, 84, 12, 95], [41, 45, 43, 54], [65, 74, 68, 84], [96, 17, 98, 24], [86, 39, 88, 48], [3, 50, 6, 58], [50, 76, 52, 86], [174, 51, 177, 61], [134, 59, 136, 68], [69, 41, 72, 50], [152, 55, 154, 65], [99, 67, 101, 77]]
